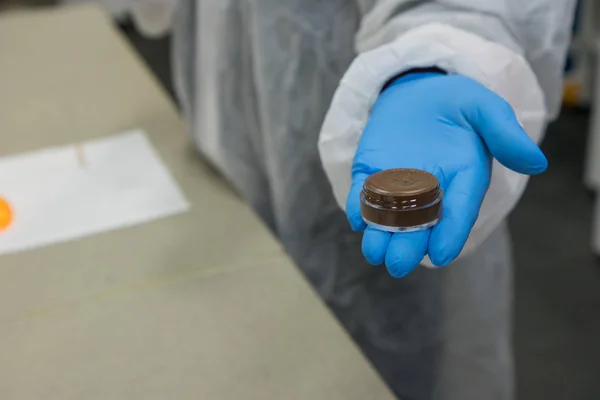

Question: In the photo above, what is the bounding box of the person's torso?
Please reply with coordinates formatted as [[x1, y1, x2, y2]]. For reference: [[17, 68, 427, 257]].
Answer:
[[173, 0, 370, 171]]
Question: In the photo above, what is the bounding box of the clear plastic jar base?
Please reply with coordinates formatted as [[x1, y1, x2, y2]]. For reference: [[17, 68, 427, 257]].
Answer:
[[363, 219, 440, 233]]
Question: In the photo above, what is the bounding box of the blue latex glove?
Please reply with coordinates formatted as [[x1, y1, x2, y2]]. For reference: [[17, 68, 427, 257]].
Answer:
[[346, 71, 547, 278]]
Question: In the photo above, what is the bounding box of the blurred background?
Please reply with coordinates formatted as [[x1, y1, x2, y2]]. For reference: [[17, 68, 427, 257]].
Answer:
[[2, 0, 600, 398]]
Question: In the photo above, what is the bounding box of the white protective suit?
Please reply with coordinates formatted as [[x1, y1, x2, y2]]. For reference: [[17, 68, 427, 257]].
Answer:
[[171, 1, 577, 399]]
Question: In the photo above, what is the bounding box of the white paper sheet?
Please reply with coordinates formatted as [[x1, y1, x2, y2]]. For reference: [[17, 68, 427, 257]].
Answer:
[[0, 130, 190, 255]]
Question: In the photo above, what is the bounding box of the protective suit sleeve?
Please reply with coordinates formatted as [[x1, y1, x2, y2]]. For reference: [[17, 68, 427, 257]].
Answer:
[[318, 0, 577, 260]]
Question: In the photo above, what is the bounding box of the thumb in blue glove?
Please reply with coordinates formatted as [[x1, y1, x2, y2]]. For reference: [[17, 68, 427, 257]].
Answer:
[[346, 71, 547, 278]]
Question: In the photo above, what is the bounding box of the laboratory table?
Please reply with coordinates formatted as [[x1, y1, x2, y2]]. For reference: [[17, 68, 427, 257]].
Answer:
[[0, 5, 395, 399]]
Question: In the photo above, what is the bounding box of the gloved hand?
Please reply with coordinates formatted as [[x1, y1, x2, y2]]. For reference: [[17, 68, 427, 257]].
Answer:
[[346, 71, 547, 278]]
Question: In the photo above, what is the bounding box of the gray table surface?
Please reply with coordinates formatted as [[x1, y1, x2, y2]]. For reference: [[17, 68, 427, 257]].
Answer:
[[0, 5, 395, 399]]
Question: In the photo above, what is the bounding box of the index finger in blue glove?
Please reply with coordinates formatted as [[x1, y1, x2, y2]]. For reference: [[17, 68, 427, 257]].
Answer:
[[385, 229, 430, 278], [346, 171, 369, 231], [428, 166, 490, 266], [465, 91, 548, 175], [362, 226, 392, 266]]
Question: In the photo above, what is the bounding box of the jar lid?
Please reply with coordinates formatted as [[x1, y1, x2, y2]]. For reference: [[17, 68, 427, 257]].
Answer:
[[362, 168, 441, 209]]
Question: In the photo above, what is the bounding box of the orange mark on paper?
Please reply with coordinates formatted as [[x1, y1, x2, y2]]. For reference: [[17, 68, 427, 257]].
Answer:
[[0, 197, 13, 231]]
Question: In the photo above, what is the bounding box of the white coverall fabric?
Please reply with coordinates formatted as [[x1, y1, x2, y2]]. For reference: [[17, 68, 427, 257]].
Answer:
[[171, 1, 576, 399]]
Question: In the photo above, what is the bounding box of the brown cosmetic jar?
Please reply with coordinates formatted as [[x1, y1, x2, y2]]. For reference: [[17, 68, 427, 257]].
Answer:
[[360, 168, 443, 232]]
